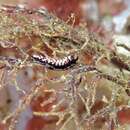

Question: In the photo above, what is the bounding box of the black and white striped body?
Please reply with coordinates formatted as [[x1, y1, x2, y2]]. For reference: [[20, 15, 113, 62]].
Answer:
[[32, 54, 78, 70]]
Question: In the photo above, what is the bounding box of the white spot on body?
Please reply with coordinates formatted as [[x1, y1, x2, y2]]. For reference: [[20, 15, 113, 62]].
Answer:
[[33, 55, 40, 59], [58, 60, 62, 66], [68, 56, 72, 61], [51, 59, 56, 65], [64, 57, 68, 64]]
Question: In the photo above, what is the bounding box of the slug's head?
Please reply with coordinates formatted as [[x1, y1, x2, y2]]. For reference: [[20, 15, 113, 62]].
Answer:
[[71, 54, 78, 61], [68, 54, 78, 65]]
